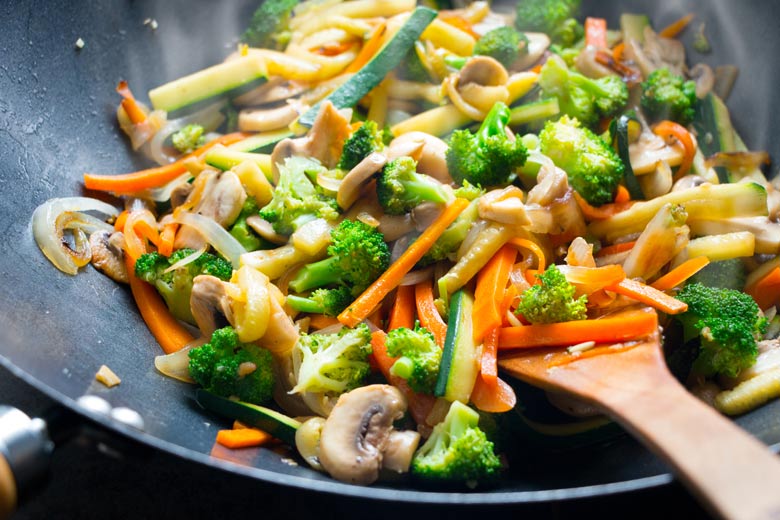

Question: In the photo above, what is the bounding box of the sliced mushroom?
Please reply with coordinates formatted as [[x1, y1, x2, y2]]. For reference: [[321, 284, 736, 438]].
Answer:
[[233, 77, 309, 107], [170, 182, 194, 210], [455, 56, 510, 114], [526, 164, 569, 206], [190, 274, 235, 337], [89, 230, 128, 283], [337, 152, 387, 210], [246, 215, 289, 245], [478, 185, 530, 226], [388, 132, 452, 184], [510, 32, 551, 71], [629, 131, 685, 175], [688, 63, 715, 99], [318, 384, 408, 485], [381, 430, 421, 474], [672, 174, 707, 192], [238, 101, 304, 133], [574, 46, 615, 79], [295, 417, 327, 471]]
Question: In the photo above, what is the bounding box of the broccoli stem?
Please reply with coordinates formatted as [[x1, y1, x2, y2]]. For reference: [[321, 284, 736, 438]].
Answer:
[[288, 256, 340, 293], [389, 357, 415, 380], [286, 295, 327, 314], [478, 102, 511, 142]]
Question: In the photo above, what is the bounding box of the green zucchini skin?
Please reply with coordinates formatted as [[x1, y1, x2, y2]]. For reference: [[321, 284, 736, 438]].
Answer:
[[434, 289, 479, 402], [692, 92, 736, 183]]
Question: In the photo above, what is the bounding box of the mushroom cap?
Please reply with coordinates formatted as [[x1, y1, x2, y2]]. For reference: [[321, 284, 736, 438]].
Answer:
[[88, 230, 129, 283], [318, 384, 407, 485]]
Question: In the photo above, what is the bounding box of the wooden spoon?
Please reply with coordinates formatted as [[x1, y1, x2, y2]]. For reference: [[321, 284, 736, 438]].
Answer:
[[499, 313, 780, 520]]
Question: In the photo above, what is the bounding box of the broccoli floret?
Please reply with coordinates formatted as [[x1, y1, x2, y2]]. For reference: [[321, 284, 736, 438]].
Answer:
[[134, 249, 232, 324], [385, 323, 442, 394], [515, 264, 587, 324], [229, 197, 270, 251], [337, 120, 385, 171], [640, 68, 698, 126], [291, 323, 373, 395], [446, 101, 528, 187], [539, 55, 629, 128], [188, 326, 275, 405], [452, 180, 485, 201], [376, 157, 452, 215], [473, 26, 528, 68], [674, 283, 767, 378], [539, 115, 625, 206], [240, 0, 297, 48], [171, 124, 206, 154], [411, 400, 502, 485], [689, 259, 747, 291], [286, 286, 352, 317], [258, 156, 340, 235], [418, 198, 479, 267], [288, 219, 390, 297], [515, 0, 583, 47]]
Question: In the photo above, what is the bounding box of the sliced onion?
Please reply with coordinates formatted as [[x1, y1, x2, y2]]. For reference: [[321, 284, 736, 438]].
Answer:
[[172, 211, 246, 268], [146, 102, 226, 166], [399, 267, 434, 286], [140, 172, 194, 203], [163, 246, 206, 273], [32, 197, 119, 275], [154, 339, 207, 383], [316, 171, 343, 193]]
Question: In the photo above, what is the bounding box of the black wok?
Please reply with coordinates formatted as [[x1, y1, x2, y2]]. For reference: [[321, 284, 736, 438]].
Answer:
[[1, 0, 779, 508]]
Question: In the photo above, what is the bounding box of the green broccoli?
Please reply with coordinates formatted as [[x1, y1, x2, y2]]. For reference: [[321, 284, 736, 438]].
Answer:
[[515, 0, 583, 47], [539, 55, 629, 128], [286, 286, 353, 317], [385, 323, 442, 394], [418, 198, 479, 267], [229, 197, 271, 251], [411, 400, 502, 485], [288, 219, 391, 297], [188, 326, 275, 405], [515, 264, 587, 324], [689, 259, 747, 291], [171, 124, 206, 153], [446, 101, 528, 187], [134, 249, 233, 324], [240, 0, 298, 49], [539, 115, 625, 206], [291, 323, 373, 395], [376, 157, 452, 215], [674, 283, 767, 378], [258, 156, 340, 235], [473, 26, 528, 69], [337, 120, 385, 171], [640, 68, 698, 126]]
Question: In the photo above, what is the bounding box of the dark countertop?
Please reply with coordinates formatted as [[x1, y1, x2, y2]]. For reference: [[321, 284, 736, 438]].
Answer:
[[0, 365, 712, 520]]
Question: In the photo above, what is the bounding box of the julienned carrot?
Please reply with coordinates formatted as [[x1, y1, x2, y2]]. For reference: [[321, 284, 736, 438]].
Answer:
[[308, 314, 341, 330], [479, 328, 500, 386], [113, 210, 128, 232], [473, 245, 516, 344], [507, 237, 546, 271], [215, 428, 273, 449], [124, 254, 194, 354], [653, 120, 695, 179], [548, 342, 640, 368], [612, 42, 626, 62], [339, 198, 470, 327], [573, 191, 634, 221], [83, 132, 247, 193], [370, 331, 436, 425], [614, 184, 631, 204], [745, 266, 780, 310], [415, 280, 447, 348], [470, 374, 516, 413], [658, 13, 695, 38], [133, 219, 161, 248], [345, 22, 387, 74], [595, 240, 636, 258], [498, 306, 659, 349], [388, 284, 415, 331], [606, 277, 688, 315], [585, 17, 608, 48], [651, 256, 710, 291], [158, 222, 178, 257], [116, 80, 147, 125]]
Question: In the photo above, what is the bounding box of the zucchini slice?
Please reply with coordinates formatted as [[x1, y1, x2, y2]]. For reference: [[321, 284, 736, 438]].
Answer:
[[228, 129, 294, 154], [692, 92, 737, 183], [204, 145, 273, 180], [434, 288, 479, 403]]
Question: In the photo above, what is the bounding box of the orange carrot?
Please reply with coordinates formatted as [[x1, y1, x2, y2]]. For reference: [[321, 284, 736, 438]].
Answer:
[[113, 210, 128, 232], [614, 184, 631, 204], [157, 222, 178, 257], [124, 254, 195, 354], [116, 80, 147, 124], [479, 328, 500, 386], [573, 191, 634, 221], [388, 284, 416, 331], [215, 428, 273, 449], [507, 237, 546, 271], [745, 266, 780, 310], [653, 120, 695, 180], [659, 13, 695, 38], [651, 256, 711, 291], [548, 342, 640, 368], [498, 306, 659, 349], [585, 17, 608, 48], [524, 268, 540, 286], [415, 280, 447, 348], [473, 245, 517, 344], [133, 219, 161, 249], [339, 198, 470, 327], [345, 22, 387, 74], [560, 264, 627, 296], [470, 375, 516, 413], [612, 42, 626, 62], [84, 132, 247, 193], [595, 240, 637, 258], [308, 314, 341, 330], [606, 277, 688, 314]]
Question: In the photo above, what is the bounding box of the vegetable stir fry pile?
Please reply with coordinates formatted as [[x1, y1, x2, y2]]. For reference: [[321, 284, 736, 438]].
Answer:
[[33, 0, 780, 488]]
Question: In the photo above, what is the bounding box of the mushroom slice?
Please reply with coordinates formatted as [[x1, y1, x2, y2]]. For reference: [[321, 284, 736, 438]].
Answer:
[[478, 186, 530, 226], [190, 274, 235, 337], [89, 230, 129, 283], [510, 32, 551, 71], [381, 430, 421, 474], [238, 101, 304, 133], [318, 384, 408, 485], [388, 132, 452, 184], [295, 417, 327, 471], [337, 152, 387, 210]]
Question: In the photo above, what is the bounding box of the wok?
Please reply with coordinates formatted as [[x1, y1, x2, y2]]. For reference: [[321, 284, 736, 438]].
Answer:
[[2, 0, 779, 508]]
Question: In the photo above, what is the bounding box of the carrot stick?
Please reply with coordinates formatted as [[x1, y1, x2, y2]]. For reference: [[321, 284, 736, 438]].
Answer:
[[215, 428, 273, 449], [573, 191, 634, 221], [470, 375, 516, 413], [585, 17, 608, 48], [83, 132, 247, 193], [116, 80, 147, 125], [113, 210, 128, 232], [612, 42, 626, 62], [134, 219, 161, 249], [614, 184, 631, 204], [473, 245, 516, 344], [653, 120, 695, 180], [595, 240, 637, 258], [548, 342, 640, 368], [388, 284, 415, 331], [345, 22, 387, 74], [308, 314, 341, 330], [124, 254, 195, 354], [157, 222, 178, 257], [651, 256, 711, 291], [498, 306, 659, 349], [479, 328, 500, 386], [745, 266, 780, 310], [414, 280, 447, 348], [507, 238, 546, 271], [339, 198, 470, 327], [606, 277, 689, 314], [659, 13, 695, 38]]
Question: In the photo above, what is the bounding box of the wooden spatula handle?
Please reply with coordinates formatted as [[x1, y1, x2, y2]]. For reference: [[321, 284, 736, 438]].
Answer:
[[602, 377, 780, 520]]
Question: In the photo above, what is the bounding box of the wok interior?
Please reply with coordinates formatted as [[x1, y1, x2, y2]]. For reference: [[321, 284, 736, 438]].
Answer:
[[0, 0, 778, 503]]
